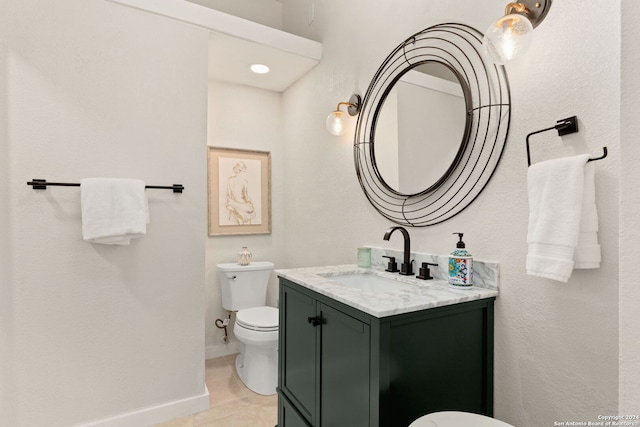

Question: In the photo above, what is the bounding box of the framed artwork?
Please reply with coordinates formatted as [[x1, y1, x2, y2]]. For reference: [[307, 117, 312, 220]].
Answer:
[[207, 147, 271, 236]]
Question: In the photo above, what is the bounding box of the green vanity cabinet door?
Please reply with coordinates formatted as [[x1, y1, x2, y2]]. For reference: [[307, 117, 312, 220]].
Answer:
[[280, 393, 312, 427], [384, 302, 494, 426], [318, 302, 370, 427], [279, 285, 318, 425], [279, 282, 372, 427]]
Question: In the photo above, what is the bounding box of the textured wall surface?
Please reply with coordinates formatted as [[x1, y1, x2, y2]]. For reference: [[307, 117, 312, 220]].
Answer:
[[280, 1, 624, 425], [0, 3, 12, 420], [1, 1, 209, 425], [620, 0, 640, 414], [187, 0, 283, 29]]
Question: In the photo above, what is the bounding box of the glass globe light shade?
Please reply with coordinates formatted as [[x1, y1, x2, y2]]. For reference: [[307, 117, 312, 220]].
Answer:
[[483, 13, 534, 65], [326, 110, 349, 136]]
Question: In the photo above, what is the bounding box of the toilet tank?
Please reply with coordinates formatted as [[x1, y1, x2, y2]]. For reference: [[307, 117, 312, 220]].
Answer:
[[217, 261, 274, 311]]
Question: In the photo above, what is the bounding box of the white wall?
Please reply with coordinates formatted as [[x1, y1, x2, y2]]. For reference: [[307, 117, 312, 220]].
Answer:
[[0, 5, 13, 419], [281, 0, 625, 425], [620, 0, 640, 414], [205, 80, 285, 357], [1, 1, 209, 426], [186, 0, 283, 29]]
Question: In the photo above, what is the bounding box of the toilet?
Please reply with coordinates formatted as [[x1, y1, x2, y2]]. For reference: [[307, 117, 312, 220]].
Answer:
[[217, 261, 278, 396], [409, 411, 514, 427]]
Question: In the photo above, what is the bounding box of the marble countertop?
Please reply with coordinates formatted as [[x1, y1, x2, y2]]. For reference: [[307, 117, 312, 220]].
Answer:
[[275, 264, 499, 318]]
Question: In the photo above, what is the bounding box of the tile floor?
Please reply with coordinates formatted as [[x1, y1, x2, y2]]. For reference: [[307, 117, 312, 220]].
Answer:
[[153, 354, 277, 427]]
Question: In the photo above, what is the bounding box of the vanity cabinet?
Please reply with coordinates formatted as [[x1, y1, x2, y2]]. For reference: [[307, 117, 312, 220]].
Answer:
[[277, 278, 495, 427]]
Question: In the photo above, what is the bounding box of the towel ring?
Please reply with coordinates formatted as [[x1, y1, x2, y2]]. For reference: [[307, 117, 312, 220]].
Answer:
[[526, 116, 608, 166]]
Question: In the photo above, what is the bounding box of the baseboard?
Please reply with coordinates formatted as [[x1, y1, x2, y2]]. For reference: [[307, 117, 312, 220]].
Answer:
[[76, 386, 210, 427], [205, 340, 241, 360]]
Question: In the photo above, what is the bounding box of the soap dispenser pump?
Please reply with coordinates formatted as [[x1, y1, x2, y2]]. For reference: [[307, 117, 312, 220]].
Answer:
[[448, 232, 473, 289]]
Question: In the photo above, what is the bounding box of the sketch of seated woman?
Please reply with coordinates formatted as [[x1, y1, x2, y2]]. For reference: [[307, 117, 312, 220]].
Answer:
[[225, 161, 256, 225]]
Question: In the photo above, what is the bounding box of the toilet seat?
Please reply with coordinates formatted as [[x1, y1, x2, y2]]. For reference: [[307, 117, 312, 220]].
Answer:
[[236, 306, 278, 332], [409, 411, 514, 427]]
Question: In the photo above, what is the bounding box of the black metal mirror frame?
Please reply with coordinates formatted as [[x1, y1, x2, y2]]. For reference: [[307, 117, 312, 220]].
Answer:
[[354, 23, 511, 226]]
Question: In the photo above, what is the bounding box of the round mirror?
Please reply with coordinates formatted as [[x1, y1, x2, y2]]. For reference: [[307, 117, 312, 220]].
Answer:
[[354, 23, 511, 226], [374, 62, 469, 195]]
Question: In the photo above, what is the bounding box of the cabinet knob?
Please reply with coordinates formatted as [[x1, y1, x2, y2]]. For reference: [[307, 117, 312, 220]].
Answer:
[[307, 316, 322, 327]]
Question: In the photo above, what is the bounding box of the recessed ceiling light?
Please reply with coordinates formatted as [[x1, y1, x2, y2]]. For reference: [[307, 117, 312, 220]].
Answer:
[[250, 64, 270, 74]]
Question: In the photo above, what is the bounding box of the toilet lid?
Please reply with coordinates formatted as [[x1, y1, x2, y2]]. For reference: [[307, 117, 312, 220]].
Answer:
[[409, 412, 514, 427], [236, 306, 279, 332]]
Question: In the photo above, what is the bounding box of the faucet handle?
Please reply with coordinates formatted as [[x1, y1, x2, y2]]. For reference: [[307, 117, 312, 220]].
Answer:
[[382, 255, 399, 273], [417, 262, 438, 280]]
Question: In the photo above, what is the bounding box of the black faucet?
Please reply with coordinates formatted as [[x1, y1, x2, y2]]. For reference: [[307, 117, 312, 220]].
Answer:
[[383, 226, 413, 276]]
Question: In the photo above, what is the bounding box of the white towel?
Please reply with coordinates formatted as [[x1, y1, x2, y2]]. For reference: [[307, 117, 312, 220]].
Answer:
[[574, 163, 601, 268], [526, 154, 590, 282], [81, 178, 149, 245]]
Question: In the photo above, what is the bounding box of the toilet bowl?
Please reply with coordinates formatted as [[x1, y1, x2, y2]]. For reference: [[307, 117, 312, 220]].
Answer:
[[217, 262, 278, 396], [233, 306, 278, 395], [409, 411, 514, 427]]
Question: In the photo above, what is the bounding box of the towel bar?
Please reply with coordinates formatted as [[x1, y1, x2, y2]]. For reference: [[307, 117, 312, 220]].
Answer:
[[27, 179, 184, 193], [526, 116, 608, 166]]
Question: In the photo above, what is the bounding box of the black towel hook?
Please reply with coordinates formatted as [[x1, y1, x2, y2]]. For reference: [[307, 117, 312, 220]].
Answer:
[[526, 116, 608, 166]]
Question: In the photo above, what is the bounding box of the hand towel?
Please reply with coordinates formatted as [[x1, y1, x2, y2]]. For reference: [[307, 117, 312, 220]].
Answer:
[[80, 178, 149, 245], [526, 154, 589, 282], [574, 163, 601, 268]]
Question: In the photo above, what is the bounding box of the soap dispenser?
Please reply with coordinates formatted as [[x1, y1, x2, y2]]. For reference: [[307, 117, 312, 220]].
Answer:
[[448, 232, 473, 289]]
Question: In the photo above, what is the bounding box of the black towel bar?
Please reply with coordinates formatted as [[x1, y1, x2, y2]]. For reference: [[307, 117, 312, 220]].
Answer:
[[27, 179, 184, 193], [526, 116, 608, 166]]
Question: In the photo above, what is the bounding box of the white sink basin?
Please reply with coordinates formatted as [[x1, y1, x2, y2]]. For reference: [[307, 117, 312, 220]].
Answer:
[[323, 272, 415, 293]]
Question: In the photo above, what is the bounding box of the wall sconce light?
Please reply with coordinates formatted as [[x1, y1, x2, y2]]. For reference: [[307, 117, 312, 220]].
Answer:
[[483, 0, 552, 65], [326, 94, 361, 136]]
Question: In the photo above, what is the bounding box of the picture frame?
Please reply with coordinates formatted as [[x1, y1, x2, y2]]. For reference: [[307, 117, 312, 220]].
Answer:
[[207, 147, 271, 236]]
